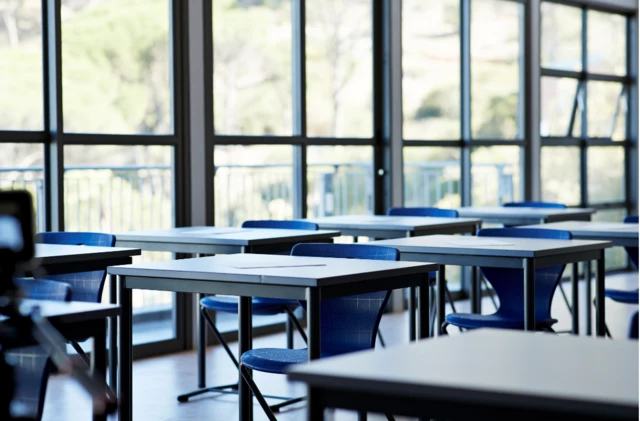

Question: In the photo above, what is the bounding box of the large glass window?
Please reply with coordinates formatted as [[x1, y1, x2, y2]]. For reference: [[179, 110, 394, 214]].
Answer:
[[403, 147, 461, 208], [540, 2, 582, 72], [402, 0, 460, 140], [587, 146, 625, 204], [471, 146, 521, 206], [540, 77, 581, 137], [0, 0, 44, 130], [214, 145, 294, 226], [541, 146, 580, 206], [587, 10, 626, 76], [213, 0, 292, 136], [471, 0, 523, 139], [306, 0, 372, 138], [61, 0, 172, 135], [587, 82, 626, 140]]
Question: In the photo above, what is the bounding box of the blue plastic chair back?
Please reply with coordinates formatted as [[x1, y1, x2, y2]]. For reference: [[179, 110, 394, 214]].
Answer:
[[241, 220, 319, 231], [387, 207, 458, 218], [477, 228, 570, 323], [35, 232, 116, 302], [629, 311, 639, 340], [290, 243, 399, 356], [14, 278, 72, 302], [624, 216, 638, 269], [503, 201, 567, 209]]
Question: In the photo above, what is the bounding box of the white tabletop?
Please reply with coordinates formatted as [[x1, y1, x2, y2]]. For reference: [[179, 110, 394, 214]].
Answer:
[[33, 244, 141, 263], [519, 221, 639, 239], [288, 329, 638, 418], [115, 226, 340, 245], [108, 253, 438, 288], [304, 215, 480, 231], [371, 234, 611, 258], [458, 206, 595, 219]]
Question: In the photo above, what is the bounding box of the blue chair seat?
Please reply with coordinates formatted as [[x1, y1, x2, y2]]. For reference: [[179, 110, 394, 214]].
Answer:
[[445, 312, 558, 330], [241, 348, 309, 374], [200, 296, 299, 316], [605, 288, 639, 304]]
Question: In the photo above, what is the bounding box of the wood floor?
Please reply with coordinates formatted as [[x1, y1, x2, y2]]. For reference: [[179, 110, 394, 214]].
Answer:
[[42, 272, 638, 421]]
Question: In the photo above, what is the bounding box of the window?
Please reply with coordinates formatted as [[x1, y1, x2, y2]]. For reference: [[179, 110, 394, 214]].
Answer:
[[61, 0, 173, 134], [587, 82, 626, 140], [213, 0, 292, 135], [471, 146, 520, 206], [540, 77, 581, 137], [587, 146, 625, 204], [403, 147, 461, 208], [541, 146, 580, 206], [0, 0, 44, 130], [587, 10, 626, 76], [540, 2, 582, 72], [306, 0, 372, 138]]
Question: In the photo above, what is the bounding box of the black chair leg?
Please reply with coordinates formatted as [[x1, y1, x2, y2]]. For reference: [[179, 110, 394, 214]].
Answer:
[[358, 411, 367, 421], [376, 330, 386, 348], [385, 414, 396, 421], [557, 281, 572, 313], [282, 306, 307, 344], [70, 340, 91, 367], [239, 363, 278, 421]]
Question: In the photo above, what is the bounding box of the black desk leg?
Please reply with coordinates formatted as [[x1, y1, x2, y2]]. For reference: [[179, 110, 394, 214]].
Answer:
[[118, 276, 133, 421], [197, 292, 206, 388], [307, 387, 324, 421], [92, 319, 108, 421], [239, 296, 253, 421], [571, 263, 579, 335], [436, 265, 446, 337], [417, 279, 429, 340], [595, 255, 606, 337], [109, 273, 118, 395], [307, 288, 321, 360], [523, 258, 535, 331], [585, 261, 593, 335], [470, 266, 481, 314], [409, 287, 416, 341]]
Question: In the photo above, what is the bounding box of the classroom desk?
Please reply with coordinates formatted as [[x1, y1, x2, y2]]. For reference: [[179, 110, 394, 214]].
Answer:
[[302, 215, 481, 239], [115, 226, 340, 388], [1, 300, 120, 421], [519, 221, 639, 334], [288, 329, 638, 421], [30, 243, 140, 394], [371, 235, 612, 335], [108, 253, 438, 421], [457, 206, 595, 226]]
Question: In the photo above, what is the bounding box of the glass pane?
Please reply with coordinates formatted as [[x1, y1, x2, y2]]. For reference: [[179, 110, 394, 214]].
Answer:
[[402, 0, 460, 140], [540, 77, 581, 137], [0, 143, 44, 231], [540, 2, 582, 71], [588, 11, 626, 76], [403, 147, 461, 208], [0, 0, 44, 130], [213, 0, 292, 136], [541, 147, 580, 206], [587, 146, 624, 204], [306, 0, 372, 138], [588, 82, 626, 140], [471, 0, 523, 139], [471, 146, 521, 206], [214, 145, 294, 226], [593, 208, 627, 271], [61, 0, 172, 135], [64, 145, 176, 344], [307, 146, 373, 217]]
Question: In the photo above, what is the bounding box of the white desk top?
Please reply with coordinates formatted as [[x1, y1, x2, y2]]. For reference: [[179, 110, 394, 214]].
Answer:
[[303, 215, 480, 231], [108, 253, 438, 288], [519, 221, 639, 239], [458, 206, 595, 219], [288, 329, 638, 418], [115, 226, 340, 245], [371, 234, 611, 258], [33, 244, 141, 263]]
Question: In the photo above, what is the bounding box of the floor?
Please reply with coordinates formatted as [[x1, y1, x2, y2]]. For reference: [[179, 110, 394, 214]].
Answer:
[[43, 272, 638, 421]]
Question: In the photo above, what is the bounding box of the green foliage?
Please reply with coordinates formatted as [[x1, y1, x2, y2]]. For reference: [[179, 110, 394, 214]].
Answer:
[[476, 93, 519, 139]]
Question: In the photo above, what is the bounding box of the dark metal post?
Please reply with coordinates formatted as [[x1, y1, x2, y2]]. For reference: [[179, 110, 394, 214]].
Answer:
[[238, 296, 253, 421], [595, 253, 606, 337], [571, 263, 580, 335], [118, 276, 133, 421], [523, 258, 535, 331], [585, 261, 592, 335], [109, 273, 118, 393], [436, 265, 446, 337], [408, 286, 416, 341], [417, 276, 429, 339], [92, 319, 108, 421], [306, 287, 321, 360]]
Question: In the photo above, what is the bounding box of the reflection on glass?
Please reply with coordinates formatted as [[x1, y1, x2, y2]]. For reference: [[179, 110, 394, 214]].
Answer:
[[540, 2, 582, 71], [306, 0, 372, 138], [402, 0, 460, 140], [61, 0, 172, 134], [588, 82, 626, 140], [403, 147, 461, 208], [471, 146, 521, 206], [471, 0, 523, 139], [587, 147, 624, 204], [0, 144, 44, 231], [64, 145, 176, 344], [593, 208, 627, 270], [214, 145, 294, 226], [213, 0, 292, 135], [0, 0, 43, 130], [588, 11, 626, 76], [541, 147, 580, 206], [307, 146, 373, 217], [540, 77, 581, 137]]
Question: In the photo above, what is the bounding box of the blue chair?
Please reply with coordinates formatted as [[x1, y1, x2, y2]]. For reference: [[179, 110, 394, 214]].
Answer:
[[6, 278, 72, 421], [239, 243, 399, 420], [177, 220, 315, 403], [444, 228, 570, 332], [629, 311, 639, 340], [34, 232, 115, 364]]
